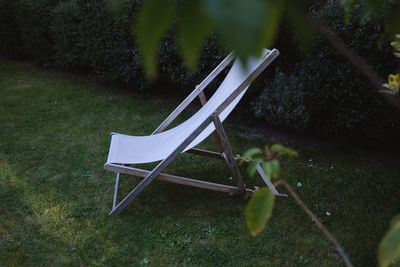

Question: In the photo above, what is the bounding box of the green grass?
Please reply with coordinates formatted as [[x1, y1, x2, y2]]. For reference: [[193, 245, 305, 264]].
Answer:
[[1, 60, 399, 266]]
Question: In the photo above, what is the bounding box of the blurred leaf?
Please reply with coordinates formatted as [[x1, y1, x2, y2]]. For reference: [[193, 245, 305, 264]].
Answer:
[[177, 0, 212, 70], [287, 2, 314, 51], [203, 0, 270, 64], [379, 216, 400, 267], [384, 2, 400, 35], [260, 0, 284, 48], [105, 0, 123, 14], [246, 187, 275, 237], [136, 0, 175, 78], [359, 0, 381, 23], [262, 160, 280, 179], [341, 0, 355, 22], [246, 159, 261, 177], [270, 144, 298, 158], [241, 147, 262, 163], [261, 161, 271, 178]]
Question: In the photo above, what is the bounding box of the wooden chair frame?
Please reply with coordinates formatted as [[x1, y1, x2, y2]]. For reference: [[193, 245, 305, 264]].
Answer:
[[104, 49, 286, 215]]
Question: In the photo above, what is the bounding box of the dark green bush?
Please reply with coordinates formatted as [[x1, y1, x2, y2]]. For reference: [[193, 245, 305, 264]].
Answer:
[[14, 0, 61, 63], [159, 34, 226, 90], [52, 1, 85, 69], [254, 1, 400, 142], [51, 0, 147, 89], [2, 0, 400, 142], [0, 0, 21, 57]]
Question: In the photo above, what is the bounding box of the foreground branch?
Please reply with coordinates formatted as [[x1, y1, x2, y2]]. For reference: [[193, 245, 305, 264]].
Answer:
[[274, 179, 354, 267], [313, 20, 400, 111]]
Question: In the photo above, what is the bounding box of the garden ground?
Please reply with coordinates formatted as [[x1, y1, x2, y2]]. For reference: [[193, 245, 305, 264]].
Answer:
[[1, 60, 399, 266]]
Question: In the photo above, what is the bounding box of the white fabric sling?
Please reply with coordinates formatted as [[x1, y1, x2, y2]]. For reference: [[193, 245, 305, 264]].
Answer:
[[107, 49, 273, 165]]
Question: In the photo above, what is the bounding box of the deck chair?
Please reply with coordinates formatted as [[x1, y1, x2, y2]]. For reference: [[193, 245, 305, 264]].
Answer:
[[104, 48, 286, 215]]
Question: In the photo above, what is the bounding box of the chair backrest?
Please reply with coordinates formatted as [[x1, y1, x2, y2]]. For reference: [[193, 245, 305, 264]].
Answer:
[[106, 48, 279, 164], [155, 48, 279, 151]]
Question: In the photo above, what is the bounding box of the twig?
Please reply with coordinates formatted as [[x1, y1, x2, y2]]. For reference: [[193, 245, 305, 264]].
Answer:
[[274, 179, 354, 267], [313, 20, 400, 111]]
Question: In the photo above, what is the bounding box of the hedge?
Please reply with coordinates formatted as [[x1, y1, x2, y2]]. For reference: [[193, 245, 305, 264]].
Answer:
[[1, 0, 399, 142], [254, 1, 400, 142]]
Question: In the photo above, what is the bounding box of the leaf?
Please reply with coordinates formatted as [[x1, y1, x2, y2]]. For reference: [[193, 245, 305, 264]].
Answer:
[[261, 0, 284, 48], [246, 187, 275, 237], [246, 159, 260, 177], [241, 147, 263, 163], [270, 144, 298, 158], [261, 161, 271, 178], [379, 216, 400, 267], [203, 0, 269, 64], [262, 160, 280, 179], [177, 0, 212, 70], [104, 0, 123, 14], [287, 2, 314, 51], [136, 0, 175, 78], [384, 1, 400, 35], [359, 0, 381, 23], [341, 0, 355, 22]]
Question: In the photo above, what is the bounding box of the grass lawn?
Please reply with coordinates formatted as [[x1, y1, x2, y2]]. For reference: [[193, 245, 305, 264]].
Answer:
[[1, 60, 400, 266]]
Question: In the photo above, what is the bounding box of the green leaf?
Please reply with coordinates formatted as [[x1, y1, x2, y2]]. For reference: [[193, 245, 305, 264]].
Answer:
[[384, 2, 400, 35], [379, 216, 400, 267], [262, 160, 280, 179], [136, 0, 175, 78], [287, 2, 314, 51], [359, 0, 381, 23], [246, 159, 260, 177], [204, 0, 270, 64], [261, 0, 284, 48], [246, 187, 275, 237], [104, 0, 123, 14], [177, 0, 212, 70], [341, 0, 355, 22], [241, 147, 263, 163], [270, 144, 298, 158]]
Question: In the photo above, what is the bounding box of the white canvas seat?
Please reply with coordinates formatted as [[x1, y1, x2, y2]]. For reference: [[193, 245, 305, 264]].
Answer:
[[105, 48, 285, 215], [107, 51, 265, 164]]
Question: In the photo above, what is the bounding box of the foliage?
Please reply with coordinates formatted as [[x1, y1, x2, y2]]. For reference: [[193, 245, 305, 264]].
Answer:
[[242, 144, 297, 236], [13, 0, 62, 63], [158, 33, 226, 91], [1, 0, 228, 92], [392, 34, 400, 57], [381, 33, 400, 95], [107, 0, 400, 77], [246, 188, 275, 237], [136, 0, 175, 77], [384, 74, 400, 94], [254, 1, 400, 142], [0, 0, 21, 57], [51, 0, 147, 88], [112, 0, 314, 77], [379, 216, 400, 267]]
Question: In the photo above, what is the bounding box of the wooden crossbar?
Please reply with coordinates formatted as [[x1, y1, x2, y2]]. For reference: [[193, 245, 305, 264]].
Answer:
[[105, 163, 254, 196]]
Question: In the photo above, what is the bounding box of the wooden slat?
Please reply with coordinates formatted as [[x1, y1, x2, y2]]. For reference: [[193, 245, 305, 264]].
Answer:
[[105, 163, 254, 195], [214, 49, 279, 115], [152, 52, 235, 134], [211, 113, 246, 196], [186, 148, 223, 159]]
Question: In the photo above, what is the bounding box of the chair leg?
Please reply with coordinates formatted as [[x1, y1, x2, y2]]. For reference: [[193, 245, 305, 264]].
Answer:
[[112, 171, 121, 209], [211, 113, 246, 196], [256, 163, 287, 197]]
